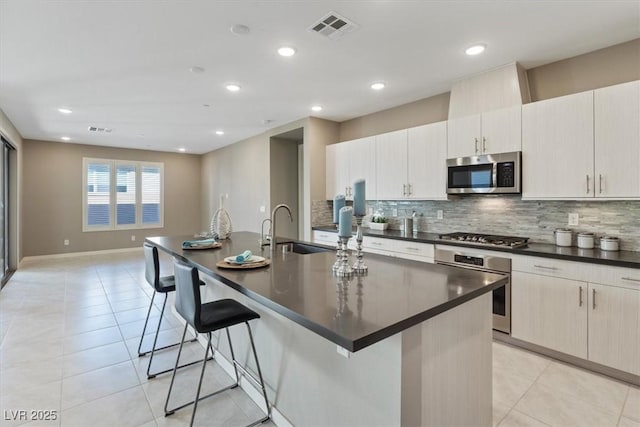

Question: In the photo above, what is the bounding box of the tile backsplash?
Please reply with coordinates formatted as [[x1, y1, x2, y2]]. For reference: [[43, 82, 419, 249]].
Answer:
[[312, 196, 640, 251]]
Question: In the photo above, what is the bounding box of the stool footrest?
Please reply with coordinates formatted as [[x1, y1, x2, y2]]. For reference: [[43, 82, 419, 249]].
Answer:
[[232, 360, 263, 390], [165, 383, 237, 415], [149, 355, 213, 379], [138, 337, 198, 357]]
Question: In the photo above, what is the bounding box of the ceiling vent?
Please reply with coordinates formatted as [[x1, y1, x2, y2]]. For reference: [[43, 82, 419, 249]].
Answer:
[[308, 11, 358, 40], [88, 126, 112, 133]]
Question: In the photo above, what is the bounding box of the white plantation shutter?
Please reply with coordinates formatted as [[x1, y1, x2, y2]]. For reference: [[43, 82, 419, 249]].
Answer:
[[141, 165, 162, 225], [83, 158, 163, 231], [85, 161, 111, 229], [116, 164, 136, 225]]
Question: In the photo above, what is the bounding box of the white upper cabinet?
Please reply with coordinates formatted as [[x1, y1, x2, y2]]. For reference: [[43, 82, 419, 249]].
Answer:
[[522, 91, 594, 199], [523, 81, 640, 200], [325, 136, 376, 200], [447, 105, 522, 159], [407, 122, 448, 199], [594, 80, 640, 198], [375, 129, 408, 199]]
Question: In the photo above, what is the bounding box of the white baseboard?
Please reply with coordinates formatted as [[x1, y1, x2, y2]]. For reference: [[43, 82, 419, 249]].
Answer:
[[20, 246, 142, 265]]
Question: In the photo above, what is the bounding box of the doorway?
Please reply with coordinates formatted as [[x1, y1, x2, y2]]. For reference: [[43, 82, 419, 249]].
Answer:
[[0, 136, 15, 288], [269, 128, 303, 240]]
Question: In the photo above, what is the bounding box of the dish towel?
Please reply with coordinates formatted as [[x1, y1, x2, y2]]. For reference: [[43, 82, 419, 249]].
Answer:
[[182, 238, 217, 249], [235, 250, 252, 263]]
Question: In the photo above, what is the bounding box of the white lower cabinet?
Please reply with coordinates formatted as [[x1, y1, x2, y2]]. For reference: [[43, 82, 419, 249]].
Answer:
[[511, 271, 588, 359], [588, 282, 640, 375], [512, 258, 640, 375]]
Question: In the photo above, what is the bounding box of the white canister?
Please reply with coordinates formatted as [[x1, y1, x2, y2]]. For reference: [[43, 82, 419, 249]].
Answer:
[[577, 232, 595, 249], [600, 236, 620, 251], [554, 228, 573, 247]]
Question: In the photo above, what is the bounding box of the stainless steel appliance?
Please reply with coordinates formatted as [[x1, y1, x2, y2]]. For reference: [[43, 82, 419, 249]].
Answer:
[[435, 247, 512, 334], [447, 151, 521, 194], [438, 232, 529, 249]]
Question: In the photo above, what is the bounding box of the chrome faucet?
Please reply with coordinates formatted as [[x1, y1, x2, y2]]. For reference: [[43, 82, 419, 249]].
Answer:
[[269, 204, 293, 255], [260, 218, 272, 246]]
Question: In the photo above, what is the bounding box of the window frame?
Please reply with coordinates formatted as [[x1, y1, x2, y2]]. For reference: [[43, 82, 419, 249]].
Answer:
[[82, 158, 164, 232]]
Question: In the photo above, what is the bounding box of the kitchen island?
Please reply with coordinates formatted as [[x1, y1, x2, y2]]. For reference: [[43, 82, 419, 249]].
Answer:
[[147, 232, 507, 427]]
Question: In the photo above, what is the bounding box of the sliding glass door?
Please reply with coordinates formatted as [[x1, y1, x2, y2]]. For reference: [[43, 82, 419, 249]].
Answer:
[[0, 137, 13, 287]]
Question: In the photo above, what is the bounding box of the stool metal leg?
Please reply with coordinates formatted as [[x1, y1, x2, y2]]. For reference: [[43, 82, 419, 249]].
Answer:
[[190, 332, 212, 427], [225, 328, 240, 387], [164, 322, 189, 417], [137, 290, 157, 356], [147, 294, 206, 379], [246, 322, 271, 423]]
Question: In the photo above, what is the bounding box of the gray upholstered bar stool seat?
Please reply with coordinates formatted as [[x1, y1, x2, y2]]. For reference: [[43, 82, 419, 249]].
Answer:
[[164, 258, 271, 427], [139, 244, 205, 379]]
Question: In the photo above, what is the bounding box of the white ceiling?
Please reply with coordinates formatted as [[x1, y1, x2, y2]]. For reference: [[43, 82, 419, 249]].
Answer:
[[1, 1, 638, 154]]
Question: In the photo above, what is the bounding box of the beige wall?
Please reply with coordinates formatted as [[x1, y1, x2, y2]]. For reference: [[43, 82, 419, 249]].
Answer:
[[528, 38, 640, 101], [0, 108, 23, 266], [23, 140, 201, 257], [338, 92, 450, 142]]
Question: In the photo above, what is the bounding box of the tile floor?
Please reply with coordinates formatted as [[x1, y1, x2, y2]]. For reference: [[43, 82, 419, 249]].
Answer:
[[0, 250, 638, 427]]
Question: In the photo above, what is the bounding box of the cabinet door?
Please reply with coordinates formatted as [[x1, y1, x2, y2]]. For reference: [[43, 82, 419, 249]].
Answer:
[[348, 136, 377, 201], [512, 271, 588, 358], [522, 91, 594, 199], [481, 105, 522, 155], [325, 143, 351, 200], [407, 122, 448, 200], [447, 114, 481, 158], [375, 130, 408, 199], [588, 283, 640, 375], [594, 80, 640, 198]]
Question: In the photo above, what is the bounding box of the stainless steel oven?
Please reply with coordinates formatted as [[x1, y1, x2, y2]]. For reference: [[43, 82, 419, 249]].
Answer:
[[435, 248, 511, 334]]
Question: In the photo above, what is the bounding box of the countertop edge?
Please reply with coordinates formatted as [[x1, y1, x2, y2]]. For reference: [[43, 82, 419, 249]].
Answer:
[[312, 226, 640, 269]]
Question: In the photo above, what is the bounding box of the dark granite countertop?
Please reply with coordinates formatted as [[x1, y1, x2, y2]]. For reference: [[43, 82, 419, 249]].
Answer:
[[146, 232, 507, 352], [313, 226, 640, 269]]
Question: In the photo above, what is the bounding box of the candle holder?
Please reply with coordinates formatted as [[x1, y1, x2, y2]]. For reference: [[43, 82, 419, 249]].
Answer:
[[332, 234, 342, 271], [352, 216, 368, 273], [334, 236, 354, 277]]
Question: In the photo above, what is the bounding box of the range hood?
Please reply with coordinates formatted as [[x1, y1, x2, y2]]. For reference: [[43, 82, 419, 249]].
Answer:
[[448, 62, 531, 119]]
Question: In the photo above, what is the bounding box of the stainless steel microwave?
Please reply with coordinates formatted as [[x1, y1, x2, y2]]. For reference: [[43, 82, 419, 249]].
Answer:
[[446, 151, 521, 194]]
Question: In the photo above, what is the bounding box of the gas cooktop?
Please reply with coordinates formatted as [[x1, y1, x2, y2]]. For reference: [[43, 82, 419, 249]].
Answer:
[[438, 232, 529, 249]]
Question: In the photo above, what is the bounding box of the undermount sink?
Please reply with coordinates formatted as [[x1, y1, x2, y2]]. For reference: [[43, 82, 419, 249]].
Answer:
[[277, 242, 332, 254]]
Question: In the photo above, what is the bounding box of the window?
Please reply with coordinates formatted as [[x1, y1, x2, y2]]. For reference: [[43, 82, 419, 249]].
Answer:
[[83, 158, 163, 231]]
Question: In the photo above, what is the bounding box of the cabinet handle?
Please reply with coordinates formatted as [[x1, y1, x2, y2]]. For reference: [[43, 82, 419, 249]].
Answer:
[[586, 175, 590, 194], [408, 183, 413, 196], [534, 264, 558, 270], [599, 174, 603, 194], [592, 289, 596, 310], [474, 138, 479, 154], [622, 277, 640, 283], [405, 247, 420, 251], [578, 286, 583, 307], [482, 137, 487, 153], [371, 242, 383, 246], [402, 184, 407, 197]]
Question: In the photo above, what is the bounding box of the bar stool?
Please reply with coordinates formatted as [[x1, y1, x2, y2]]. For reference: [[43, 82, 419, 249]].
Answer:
[[164, 258, 271, 427], [138, 244, 204, 379]]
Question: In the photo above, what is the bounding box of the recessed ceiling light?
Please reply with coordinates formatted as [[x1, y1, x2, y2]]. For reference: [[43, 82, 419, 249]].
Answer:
[[230, 24, 250, 35], [58, 108, 72, 114], [61, 136, 71, 141], [277, 46, 296, 57], [465, 44, 486, 56], [215, 130, 224, 135], [189, 66, 205, 74], [202, 104, 210, 107], [311, 105, 323, 112], [225, 83, 241, 92], [178, 148, 186, 152], [370, 82, 386, 90]]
